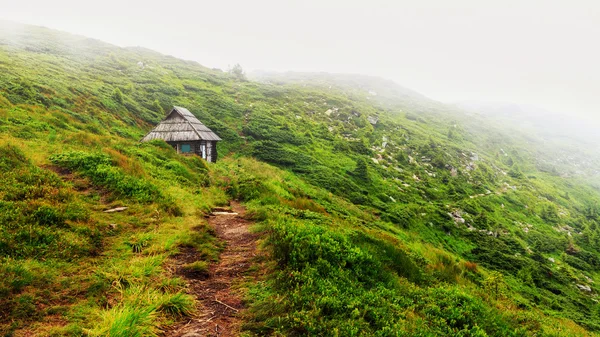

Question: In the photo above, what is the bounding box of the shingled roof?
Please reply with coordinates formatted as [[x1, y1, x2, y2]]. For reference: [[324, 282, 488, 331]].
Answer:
[[141, 106, 222, 142]]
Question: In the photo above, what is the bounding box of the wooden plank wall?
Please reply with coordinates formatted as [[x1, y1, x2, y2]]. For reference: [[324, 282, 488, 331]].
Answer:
[[167, 141, 217, 162]]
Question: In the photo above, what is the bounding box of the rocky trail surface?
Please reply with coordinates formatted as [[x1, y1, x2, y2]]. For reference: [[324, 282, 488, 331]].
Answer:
[[164, 201, 258, 337]]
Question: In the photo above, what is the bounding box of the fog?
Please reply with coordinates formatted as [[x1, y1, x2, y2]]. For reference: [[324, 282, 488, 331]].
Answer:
[[1, 0, 599, 123]]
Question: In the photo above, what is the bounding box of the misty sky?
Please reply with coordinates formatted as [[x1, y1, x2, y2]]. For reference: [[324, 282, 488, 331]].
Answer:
[[2, 0, 599, 121]]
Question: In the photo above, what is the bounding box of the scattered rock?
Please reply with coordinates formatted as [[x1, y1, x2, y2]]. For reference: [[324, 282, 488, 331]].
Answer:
[[108, 223, 118, 230], [367, 116, 378, 125], [448, 210, 465, 224], [104, 207, 128, 213], [548, 257, 555, 263], [181, 333, 202, 337], [577, 284, 592, 292], [212, 212, 238, 216]]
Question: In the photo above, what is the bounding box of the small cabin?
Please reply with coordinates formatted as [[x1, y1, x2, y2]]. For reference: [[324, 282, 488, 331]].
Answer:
[[141, 106, 222, 162]]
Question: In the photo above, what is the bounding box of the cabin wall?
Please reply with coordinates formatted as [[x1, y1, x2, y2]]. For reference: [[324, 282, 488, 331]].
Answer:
[[210, 141, 218, 163], [167, 140, 218, 162]]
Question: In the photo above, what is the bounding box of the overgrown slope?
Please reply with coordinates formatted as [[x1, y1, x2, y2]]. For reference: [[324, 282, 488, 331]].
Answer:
[[1, 21, 600, 336]]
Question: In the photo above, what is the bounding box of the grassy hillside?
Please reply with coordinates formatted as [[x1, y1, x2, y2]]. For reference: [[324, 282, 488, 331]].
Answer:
[[1, 21, 600, 336]]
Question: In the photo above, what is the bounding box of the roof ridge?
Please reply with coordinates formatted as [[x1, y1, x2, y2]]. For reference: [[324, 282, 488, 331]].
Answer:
[[173, 107, 205, 139], [173, 106, 205, 125], [185, 119, 204, 140]]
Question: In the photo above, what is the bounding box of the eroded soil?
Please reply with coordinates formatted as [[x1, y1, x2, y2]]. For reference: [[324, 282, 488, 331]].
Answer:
[[164, 201, 258, 337]]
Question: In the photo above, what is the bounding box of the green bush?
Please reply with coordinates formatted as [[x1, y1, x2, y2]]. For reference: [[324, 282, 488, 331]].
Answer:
[[32, 204, 65, 227], [0, 144, 30, 172], [0, 261, 34, 296], [246, 213, 524, 336], [11, 294, 40, 320], [50, 151, 162, 203]]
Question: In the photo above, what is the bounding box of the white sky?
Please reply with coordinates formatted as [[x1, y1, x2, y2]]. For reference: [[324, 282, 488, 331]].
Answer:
[[1, 0, 599, 120]]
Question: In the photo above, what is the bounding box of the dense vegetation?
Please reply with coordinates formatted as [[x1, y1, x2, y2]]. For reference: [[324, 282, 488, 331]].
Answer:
[[1, 21, 600, 336]]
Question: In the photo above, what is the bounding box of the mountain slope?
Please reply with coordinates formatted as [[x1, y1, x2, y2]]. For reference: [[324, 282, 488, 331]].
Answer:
[[1, 21, 600, 336], [455, 101, 600, 180]]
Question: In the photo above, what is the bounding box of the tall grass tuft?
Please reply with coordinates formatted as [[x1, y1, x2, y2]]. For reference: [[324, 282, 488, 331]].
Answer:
[[157, 292, 195, 317], [88, 305, 158, 337]]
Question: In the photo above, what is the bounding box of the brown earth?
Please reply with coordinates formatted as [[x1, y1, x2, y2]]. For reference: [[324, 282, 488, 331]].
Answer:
[[164, 201, 258, 337]]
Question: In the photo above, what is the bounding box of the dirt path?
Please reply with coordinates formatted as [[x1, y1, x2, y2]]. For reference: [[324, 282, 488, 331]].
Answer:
[[165, 201, 257, 337]]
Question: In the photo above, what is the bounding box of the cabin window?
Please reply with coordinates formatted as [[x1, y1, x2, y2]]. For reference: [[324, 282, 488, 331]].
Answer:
[[201, 144, 206, 159], [180, 144, 191, 153]]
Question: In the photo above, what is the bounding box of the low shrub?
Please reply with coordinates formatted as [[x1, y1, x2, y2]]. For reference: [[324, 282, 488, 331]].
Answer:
[[49, 151, 163, 203]]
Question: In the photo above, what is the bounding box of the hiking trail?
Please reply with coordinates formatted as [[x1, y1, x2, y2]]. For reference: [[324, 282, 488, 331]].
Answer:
[[165, 201, 257, 337]]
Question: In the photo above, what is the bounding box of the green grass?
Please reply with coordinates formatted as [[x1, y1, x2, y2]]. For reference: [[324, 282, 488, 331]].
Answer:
[[88, 305, 159, 337], [181, 261, 210, 276]]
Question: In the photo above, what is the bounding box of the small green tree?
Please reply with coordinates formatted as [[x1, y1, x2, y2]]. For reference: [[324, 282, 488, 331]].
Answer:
[[448, 127, 461, 140], [112, 88, 124, 103], [585, 201, 600, 220], [10, 80, 36, 102], [540, 202, 559, 223], [483, 271, 506, 300], [229, 63, 246, 81], [352, 158, 370, 183], [152, 99, 163, 114], [395, 151, 408, 163], [508, 164, 523, 178], [473, 211, 490, 229]]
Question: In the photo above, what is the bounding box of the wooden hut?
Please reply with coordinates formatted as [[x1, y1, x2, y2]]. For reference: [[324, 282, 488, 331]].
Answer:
[[141, 106, 222, 162]]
